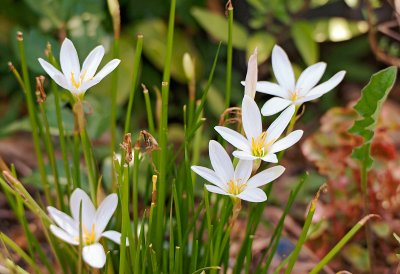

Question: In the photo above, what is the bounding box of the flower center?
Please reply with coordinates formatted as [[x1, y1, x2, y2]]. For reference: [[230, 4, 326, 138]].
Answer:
[[75, 224, 96, 245], [70, 70, 88, 89], [251, 132, 275, 157], [227, 179, 246, 195], [288, 90, 303, 102]]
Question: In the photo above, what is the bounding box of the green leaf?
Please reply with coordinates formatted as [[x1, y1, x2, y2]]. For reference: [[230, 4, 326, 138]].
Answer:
[[191, 7, 248, 49], [246, 32, 276, 64], [349, 67, 397, 169], [291, 21, 319, 65], [343, 243, 370, 272], [12, 29, 59, 74], [132, 19, 202, 83]]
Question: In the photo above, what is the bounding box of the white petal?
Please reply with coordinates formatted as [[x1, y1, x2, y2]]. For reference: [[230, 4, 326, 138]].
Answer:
[[47, 206, 78, 236], [214, 126, 250, 152], [295, 62, 326, 95], [242, 95, 262, 141], [92, 59, 120, 83], [209, 140, 234, 183], [247, 166, 285, 188], [272, 45, 295, 92], [306, 71, 346, 98], [102, 230, 129, 246], [77, 78, 101, 93], [60, 38, 80, 83], [81, 46, 105, 81], [269, 130, 303, 154], [236, 188, 267, 202], [38, 58, 67, 88], [244, 48, 258, 99], [52, 74, 73, 91], [94, 194, 118, 237], [266, 105, 295, 142], [70, 188, 96, 229], [255, 81, 287, 97], [82, 243, 106, 269], [50, 225, 78, 245], [232, 150, 258, 160], [205, 184, 230, 196], [234, 160, 253, 183], [191, 166, 226, 190], [261, 97, 292, 116], [261, 153, 278, 163]]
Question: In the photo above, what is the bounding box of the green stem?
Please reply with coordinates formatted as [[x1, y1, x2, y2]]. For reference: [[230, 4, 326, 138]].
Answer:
[[47, 49, 73, 195], [155, 0, 176, 257], [284, 187, 320, 274], [110, 38, 120, 189], [277, 104, 300, 162], [309, 215, 378, 274], [119, 164, 129, 274], [225, 1, 233, 109], [38, 101, 64, 210], [132, 147, 140, 242], [72, 132, 81, 188], [361, 164, 375, 273], [16, 34, 52, 205], [124, 34, 143, 134], [73, 101, 97, 203], [143, 85, 155, 134]]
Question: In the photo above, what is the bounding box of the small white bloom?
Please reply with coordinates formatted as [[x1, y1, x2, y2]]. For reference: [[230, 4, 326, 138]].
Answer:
[[191, 140, 285, 202], [47, 188, 127, 269], [244, 48, 258, 99], [248, 45, 346, 116], [38, 38, 120, 97], [215, 95, 303, 163]]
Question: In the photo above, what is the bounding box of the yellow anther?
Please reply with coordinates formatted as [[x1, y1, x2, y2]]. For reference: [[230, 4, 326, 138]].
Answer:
[[71, 72, 81, 89], [227, 179, 246, 195], [251, 132, 275, 157], [289, 90, 303, 102], [75, 224, 97, 245]]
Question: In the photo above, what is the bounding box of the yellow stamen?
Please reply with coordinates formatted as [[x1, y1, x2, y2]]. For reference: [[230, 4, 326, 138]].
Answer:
[[289, 89, 303, 102], [251, 132, 275, 157], [81, 69, 87, 81], [71, 72, 81, 89], [75, 224, 96, 245], [227, 179, 246, 195]]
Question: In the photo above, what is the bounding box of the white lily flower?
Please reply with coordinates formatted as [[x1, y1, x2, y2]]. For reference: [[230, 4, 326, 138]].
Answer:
[[47, 188, 127, 269], [249, 45, 346, 116], [38, 38, 120, 98], [244, 48, 258, 99], [215, 95, 303, 163], [191, 140, 285, 202]]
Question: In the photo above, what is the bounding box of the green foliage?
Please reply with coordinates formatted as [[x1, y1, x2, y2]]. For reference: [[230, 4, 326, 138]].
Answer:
[[131, 19, 202, 83], [349, 66, 397, 169], [246, 32, 276, 64], [191, 7, 248, 49], [291, 21, 319, 65]]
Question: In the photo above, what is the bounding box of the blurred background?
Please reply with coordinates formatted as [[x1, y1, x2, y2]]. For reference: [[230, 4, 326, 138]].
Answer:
[[0, 0, 400, 272]]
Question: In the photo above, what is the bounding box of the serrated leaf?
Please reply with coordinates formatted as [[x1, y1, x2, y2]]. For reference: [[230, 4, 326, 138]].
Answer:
[[349, 66, 397, 169], [191, 7, 248, 49], [291, 21, 319, 65]]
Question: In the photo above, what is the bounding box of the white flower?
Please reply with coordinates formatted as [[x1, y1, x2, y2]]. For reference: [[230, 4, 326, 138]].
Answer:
[[191, 140, 285, 202], [215, 95, 303, 163], [251, 45, 346, 116], [47, 188, 127, 269], [244, 48, 258, 99], [38, 38, 120, 97]]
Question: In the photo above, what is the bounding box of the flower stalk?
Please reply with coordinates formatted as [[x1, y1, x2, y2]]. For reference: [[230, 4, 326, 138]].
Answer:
[[16, 32, 51, 205], [35, 76, 64, 210]]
